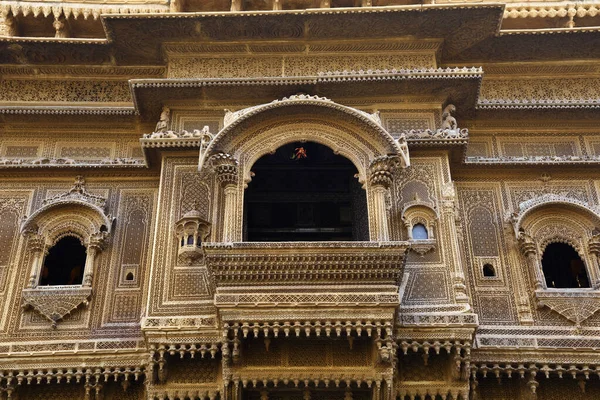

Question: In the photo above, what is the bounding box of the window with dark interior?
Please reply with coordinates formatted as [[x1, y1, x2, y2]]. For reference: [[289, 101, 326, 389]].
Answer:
[[412, 223, 429, 240], [541, 242, 590, 288], [39, 236, 87, 286], [482, 263, 496, 277], [244, 142, 368, 241]]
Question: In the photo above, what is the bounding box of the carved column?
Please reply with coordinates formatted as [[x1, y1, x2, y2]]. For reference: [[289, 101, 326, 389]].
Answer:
[[587, 234, 600, 289], [213, 153, 239, 243], [26, 233, 46, 288], [368, 156, 397, 242], [83, 232, 106, 287], [518, 233, 545, 290]]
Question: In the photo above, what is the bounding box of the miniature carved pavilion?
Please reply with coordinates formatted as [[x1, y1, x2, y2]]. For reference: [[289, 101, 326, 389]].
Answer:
[[2, 0, 600, 399]]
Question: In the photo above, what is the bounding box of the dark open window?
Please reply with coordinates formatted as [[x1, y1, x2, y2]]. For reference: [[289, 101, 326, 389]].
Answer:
[[482, 263, 496, 277], [39, 236, 87, 286], [244, 142, 368, 241], [541, 242, 590, 288]]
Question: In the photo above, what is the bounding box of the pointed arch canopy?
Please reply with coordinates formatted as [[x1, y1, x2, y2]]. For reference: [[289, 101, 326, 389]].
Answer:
[[198, 95, 408, 180]]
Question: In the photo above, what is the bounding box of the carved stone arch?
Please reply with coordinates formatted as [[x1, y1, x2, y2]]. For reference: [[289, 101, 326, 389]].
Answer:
[[199, 95, 405, 181], [511, 194, 600, 237], [22, 200, 113, 238], [525, 211, 592, 257], [22, 203, 111, 246]]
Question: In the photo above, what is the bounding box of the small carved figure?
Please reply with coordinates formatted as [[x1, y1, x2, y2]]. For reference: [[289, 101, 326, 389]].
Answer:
[[155, 107, 171, 133], [53, 17, 69, 39], [441, 104, 458, 130]]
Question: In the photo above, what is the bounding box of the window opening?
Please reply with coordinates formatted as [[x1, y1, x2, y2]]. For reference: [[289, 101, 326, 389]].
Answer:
[[125, 272, 134, 281], [412, 223, 429, 240], [541, 242, 590, 288], [482, 263, 496, 277], [244, 142, 368, 241], [40, 236, 87, 286]]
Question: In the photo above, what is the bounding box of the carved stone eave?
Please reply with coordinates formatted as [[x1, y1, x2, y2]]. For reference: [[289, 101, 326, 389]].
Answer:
[[103, 5, 503, 64], [204, 241, 409, 287], [535, 290, 600, 327], [130, 68, 482, 122], [22, 286, 92, 328]]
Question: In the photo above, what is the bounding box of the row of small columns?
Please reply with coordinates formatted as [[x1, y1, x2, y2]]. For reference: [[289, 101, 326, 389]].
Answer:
[[230, 0, 375, 12], [471, 363, 600, 399], [211, 153, 399, 242], [223, 378, 393, 400]]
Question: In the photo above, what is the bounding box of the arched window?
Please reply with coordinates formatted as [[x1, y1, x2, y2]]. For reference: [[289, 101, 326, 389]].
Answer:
[[412, 223, 429, 240], [39, 236, 87, 286], [244, 142, 368, 241], [482, 264, 496, 277], [541, 242, 590, 288]]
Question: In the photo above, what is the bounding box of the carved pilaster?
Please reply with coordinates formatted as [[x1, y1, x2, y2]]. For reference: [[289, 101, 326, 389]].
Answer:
[[440, 180, 469, 304], [25, 233, 46, 289], [369, 156, 398, 241]]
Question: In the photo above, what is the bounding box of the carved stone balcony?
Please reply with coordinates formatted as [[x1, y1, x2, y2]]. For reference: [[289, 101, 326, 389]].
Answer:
[[204, 241, 409, 323]]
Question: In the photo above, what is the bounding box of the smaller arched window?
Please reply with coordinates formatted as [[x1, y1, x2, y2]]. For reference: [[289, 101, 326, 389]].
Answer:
[[482, 264, 496, 277], [39, 236, 87, 286], [412, 223, 429, 240], [541, 242, 590, 289]]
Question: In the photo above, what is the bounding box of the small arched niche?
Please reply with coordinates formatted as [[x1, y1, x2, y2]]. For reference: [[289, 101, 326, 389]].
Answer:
[[40, 235, 87, 286], [542, 242, 590, 289], [243, 142, 368, 241]]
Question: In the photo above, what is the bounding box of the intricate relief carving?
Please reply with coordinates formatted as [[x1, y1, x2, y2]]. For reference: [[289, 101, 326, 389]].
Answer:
[[21, 286, 92, 328], [535, 291, 600, 327]]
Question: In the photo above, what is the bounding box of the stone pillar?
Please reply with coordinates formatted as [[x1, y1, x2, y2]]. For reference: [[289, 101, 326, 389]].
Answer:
[[368, 156, 397, 242], [83, 232, 107, 287], [213, 153, 239, 243], [26, 234, 46, 288], [518, 232, 545, 290]]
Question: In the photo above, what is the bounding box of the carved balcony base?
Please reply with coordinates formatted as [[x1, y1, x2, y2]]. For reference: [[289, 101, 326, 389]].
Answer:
[[535, 290, 600, 327], [22, 286, 92, 328]]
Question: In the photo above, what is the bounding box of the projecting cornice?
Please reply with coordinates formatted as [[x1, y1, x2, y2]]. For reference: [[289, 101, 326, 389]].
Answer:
[[130, 67, 483, 121]]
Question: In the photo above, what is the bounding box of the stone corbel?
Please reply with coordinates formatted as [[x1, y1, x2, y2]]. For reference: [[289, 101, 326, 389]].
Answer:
[[22, 286, 92, 328]]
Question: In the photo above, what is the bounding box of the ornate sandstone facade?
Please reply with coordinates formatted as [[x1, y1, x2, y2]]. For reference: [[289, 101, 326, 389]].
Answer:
[[1, 0, 600, 399]]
